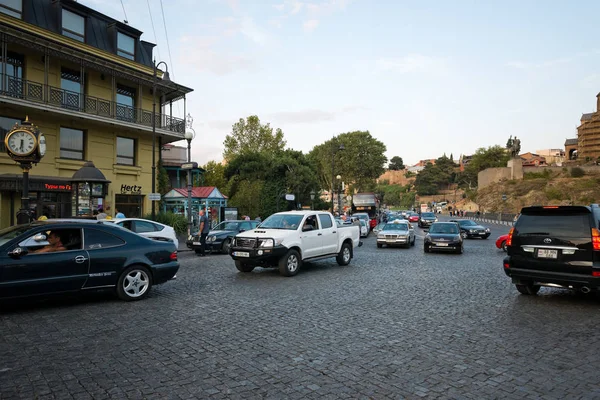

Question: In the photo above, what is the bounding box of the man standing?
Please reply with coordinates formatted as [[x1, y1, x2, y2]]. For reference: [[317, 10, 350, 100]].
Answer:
[[198, 208, 210, 257], [115, 208, 125, 219]]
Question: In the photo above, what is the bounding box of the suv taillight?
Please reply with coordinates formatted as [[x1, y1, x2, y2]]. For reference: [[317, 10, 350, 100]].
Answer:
[[506, 228, 514, 247], [592, 228, 600, 251]]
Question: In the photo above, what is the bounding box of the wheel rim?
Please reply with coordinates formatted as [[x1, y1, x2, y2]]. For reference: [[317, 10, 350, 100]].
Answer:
[[123, 270, 150, 298], [461, 232, 467, 238], [287, 255, 299, 272], [502, 242, 507, 251], [343, 246, 351, 262], [223, 240, 231, 253]]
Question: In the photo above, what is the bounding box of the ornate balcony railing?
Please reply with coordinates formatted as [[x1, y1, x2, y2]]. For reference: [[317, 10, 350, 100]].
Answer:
[[0, 74, 185, 134]]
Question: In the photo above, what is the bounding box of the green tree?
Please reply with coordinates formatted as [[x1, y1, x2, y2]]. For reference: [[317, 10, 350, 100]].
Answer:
[[223, 115, 286, 161], [457, 145, 510, 189], [388, 156, 405, 170], [414, 163, 442, 195], [201, 160, 228, 194], [156, 159, 170, 211]]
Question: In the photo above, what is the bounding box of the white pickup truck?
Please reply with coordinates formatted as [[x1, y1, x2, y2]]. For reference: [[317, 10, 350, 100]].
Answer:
[[229, 211, 362, 276]]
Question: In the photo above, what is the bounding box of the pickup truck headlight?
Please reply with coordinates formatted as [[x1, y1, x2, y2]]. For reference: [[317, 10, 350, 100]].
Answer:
[[258, 238, 283, 247]]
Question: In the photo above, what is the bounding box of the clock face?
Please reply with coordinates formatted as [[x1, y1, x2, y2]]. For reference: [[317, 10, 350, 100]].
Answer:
[[38, 134, 46, 157], [6, 130, 36, 156]]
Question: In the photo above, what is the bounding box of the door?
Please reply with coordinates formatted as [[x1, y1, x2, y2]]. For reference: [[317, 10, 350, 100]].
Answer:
[[300, 215, 323, 258], [318, 214, 338, 254], [82, 227, 127, 288]]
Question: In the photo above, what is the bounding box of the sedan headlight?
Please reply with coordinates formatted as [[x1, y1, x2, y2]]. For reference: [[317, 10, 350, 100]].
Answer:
[[485, 228, 490, 232], [469, 229, 476, 233], [208, 236, 216, 242], [377, 234, 385, 239]]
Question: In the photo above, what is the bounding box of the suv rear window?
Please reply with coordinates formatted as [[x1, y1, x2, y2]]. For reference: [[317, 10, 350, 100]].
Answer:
[[516, 213, 592, 237]]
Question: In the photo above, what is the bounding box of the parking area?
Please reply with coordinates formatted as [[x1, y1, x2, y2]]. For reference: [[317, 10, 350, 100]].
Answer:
[[1, 218, 600, 399]]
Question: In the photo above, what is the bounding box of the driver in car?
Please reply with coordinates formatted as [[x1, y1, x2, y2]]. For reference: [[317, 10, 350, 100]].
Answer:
[[32, 231, 67, 253]]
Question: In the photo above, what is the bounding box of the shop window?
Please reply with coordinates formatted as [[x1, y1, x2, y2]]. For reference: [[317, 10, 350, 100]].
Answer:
[[60, 127, 84, 160], [1, 51, 24, 97], [62, 9, 85, 42], [117, 32, 135, 60], [0, 115, 21, 152], [0, 0, 22, 19], [84, 228, 125, 250], [116, 137, 135, 165]]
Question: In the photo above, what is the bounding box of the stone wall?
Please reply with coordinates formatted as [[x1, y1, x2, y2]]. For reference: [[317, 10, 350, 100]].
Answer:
[[478, 167, 512, 189], [377, 170, 414, 186]]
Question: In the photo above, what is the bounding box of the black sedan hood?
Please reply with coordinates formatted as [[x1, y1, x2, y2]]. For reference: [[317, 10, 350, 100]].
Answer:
[[427, 233, 460, 240], [422, 216, 436, 221], [208, 229, 237, 237]]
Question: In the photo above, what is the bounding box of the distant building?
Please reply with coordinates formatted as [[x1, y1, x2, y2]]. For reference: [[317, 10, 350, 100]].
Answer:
[[565, 138, 578, 160], [407, 165, 425, 174], [536, 149, 564, 157], [519, 152, 547, 167], [458, 154, 473, 171], [161, 144, 204, 189], [576, 95, 600, 160]]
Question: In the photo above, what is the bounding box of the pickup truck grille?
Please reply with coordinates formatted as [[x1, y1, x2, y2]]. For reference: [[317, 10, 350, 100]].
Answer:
[[236, 238, 256, 248]]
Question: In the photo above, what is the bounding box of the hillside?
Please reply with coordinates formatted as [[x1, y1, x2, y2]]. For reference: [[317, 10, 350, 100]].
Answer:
[[476, 167, 600, 213]]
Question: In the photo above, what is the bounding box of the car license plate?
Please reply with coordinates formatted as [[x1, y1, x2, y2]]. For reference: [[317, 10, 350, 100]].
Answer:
[[537, 249, 558, 259], [233, 251, 250, 258], [193, 242, 201, 245], [436, 243, 448, 247]]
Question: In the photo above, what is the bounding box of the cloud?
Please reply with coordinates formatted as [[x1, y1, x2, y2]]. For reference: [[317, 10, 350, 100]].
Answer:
[[274, 0, 350, 32], [303, 19, 319, 32], [376, 54, 445, 74], [505, 57, 572, 69], [268, 105, 368, 124], [178, 36, 256, 75]]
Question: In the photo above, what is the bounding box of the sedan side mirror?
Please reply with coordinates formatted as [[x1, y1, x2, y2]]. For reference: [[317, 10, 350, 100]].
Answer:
[[8, 247, 28, 258], [33, 234, 46, 242], [239, 229, 246, 233]]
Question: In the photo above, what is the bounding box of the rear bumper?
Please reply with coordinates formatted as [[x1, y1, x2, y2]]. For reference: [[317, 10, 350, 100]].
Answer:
[[503, 258, 600, 288], [152, 262, 180, 285]]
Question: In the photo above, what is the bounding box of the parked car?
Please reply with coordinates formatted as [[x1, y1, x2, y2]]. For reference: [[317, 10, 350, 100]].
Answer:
[[230, 211, 362, 276], [0, 220, 179, 301], [359, 219, 369, 238], [103, 218, 179, 249], [418, 212, 437, 228], [190, 220, 259, 254], [424, 222, 463, 254], [496, 234, 509, 252], [449, 219, 490, 239], [376, 220, 416, 248], [504, 205, 600, 295]]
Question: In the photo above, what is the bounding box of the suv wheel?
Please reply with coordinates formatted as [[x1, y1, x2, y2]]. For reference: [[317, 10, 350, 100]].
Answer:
[[516, 283, 540, 295]]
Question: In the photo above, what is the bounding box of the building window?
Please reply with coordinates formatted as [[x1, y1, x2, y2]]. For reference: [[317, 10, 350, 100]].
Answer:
[[116, 136, 135, 165], [62, 9, 85, 42], [116, 84, 135, 122], [0, 115, 20, 152], [0, 0, 22, 19], [60, 127, 84, 160], [115, 194, 143, 218], [117, 32, 135, 60], [1, 51, 23, 96], [60, 68, 82, 110]]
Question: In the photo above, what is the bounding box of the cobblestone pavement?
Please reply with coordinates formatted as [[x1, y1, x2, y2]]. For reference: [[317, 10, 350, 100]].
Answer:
[[2, 218, 600, 399]]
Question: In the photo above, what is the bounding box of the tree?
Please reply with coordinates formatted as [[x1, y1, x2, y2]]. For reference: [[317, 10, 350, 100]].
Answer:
[[201, 161, 228, 195], [223, 115, 286, 161], [156, 159, 170, 212], [388, 156, 405, 170], [457, 145, 510, 189]]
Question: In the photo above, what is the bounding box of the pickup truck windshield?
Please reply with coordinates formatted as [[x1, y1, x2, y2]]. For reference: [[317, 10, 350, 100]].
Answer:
[[259, 214, 303, 230]]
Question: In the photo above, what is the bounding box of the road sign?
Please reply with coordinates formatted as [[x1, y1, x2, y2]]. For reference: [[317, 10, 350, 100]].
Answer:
[[148, 193, 161, 201], [285, 194, 295, 201], [181, 162, 198, 170]]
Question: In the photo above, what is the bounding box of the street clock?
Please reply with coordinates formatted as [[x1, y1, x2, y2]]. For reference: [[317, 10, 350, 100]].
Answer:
[[4, 116, 45, 165]]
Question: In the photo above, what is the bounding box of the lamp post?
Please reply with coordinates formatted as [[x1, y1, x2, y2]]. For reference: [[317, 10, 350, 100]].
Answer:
[[310, 190, 316, 210], [151, 60, 171, 221], [336, 175, 342, 215], [185, 115, 196, 237], [330, 139, 345, 212]]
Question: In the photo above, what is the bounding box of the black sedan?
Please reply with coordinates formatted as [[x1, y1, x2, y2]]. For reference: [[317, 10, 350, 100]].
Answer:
[[191, 220, 260, 254], [418, 212, 438, 228], [424, 222, 463, 254], [0, 220, 179, 302], [449, 219, 491, 239]]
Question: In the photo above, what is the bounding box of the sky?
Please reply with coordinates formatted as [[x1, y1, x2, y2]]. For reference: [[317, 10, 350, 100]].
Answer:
[[82, 0, 600, 167]]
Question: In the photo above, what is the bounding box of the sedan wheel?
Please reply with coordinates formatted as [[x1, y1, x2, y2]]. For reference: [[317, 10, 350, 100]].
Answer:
[[117, 266, 152, 301], [222, 239, 232, 254]]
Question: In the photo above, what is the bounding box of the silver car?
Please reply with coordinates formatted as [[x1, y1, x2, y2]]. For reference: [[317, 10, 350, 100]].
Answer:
[[376, 221, 416, 248]]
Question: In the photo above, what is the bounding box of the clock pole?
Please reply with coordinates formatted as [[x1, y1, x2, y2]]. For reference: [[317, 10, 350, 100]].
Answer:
[[16, 163, 32, 224]]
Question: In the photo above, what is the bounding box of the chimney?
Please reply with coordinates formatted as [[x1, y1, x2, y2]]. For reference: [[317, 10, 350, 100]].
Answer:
[[596, 93, 600, 112]]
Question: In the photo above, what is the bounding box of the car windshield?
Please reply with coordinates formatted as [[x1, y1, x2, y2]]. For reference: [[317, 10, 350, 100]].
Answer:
[[422, 213, 435, 218], [458, 220, 477, 226], [383, 223, 408, 231], [259, 214, 303, 230], [214, 222, 240, 231], [429, 224, 459, 234], [359, 220, 367, 226], [0, 225, 31, 248]]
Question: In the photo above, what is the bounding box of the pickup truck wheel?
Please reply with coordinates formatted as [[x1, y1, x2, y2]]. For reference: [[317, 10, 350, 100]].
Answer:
[[516, 283, 540, 295], [337, 242, 352, 266], [235, 260, 255, 273], [279, 250, 301, 276]]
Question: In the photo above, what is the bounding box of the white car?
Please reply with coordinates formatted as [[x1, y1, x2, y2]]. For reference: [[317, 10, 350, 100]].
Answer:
[[359, 219, 369, 237], [103, 218, 179, 248]]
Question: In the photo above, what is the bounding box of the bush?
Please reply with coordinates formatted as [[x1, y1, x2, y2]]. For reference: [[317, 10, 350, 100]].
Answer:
[[570, 167, 585, 178], [144, 212, 188, 234], [545, 186, 564, 201], [524, 169, 552, 180]]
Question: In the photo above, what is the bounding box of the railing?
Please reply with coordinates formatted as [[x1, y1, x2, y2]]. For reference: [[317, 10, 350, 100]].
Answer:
[[0, 74, 185, 134]]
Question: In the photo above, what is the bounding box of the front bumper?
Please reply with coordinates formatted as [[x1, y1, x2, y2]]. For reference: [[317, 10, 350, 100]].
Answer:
[[426, 241, 461, 251], [230, 245, 289, 265], [377, 236, 410, 246], [466, 231, 490, 238]]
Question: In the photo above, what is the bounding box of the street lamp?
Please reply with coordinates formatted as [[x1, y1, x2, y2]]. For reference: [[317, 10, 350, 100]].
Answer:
[[310, 190, 316, 210], [185, 116, 196, 236], [331, 139, 345, 212], [151, 60, 171, 221], [336, 175, 342, 214]]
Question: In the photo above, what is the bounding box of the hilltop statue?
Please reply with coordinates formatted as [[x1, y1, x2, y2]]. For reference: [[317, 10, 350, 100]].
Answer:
[[506, 135, 521, 158]]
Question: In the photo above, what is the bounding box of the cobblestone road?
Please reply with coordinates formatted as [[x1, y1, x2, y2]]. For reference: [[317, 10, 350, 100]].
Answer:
[[1, 218, 600, 399]]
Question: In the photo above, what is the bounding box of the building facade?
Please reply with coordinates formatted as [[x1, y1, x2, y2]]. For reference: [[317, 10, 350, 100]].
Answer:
[[576, 96, 600, 160], [161, 143, 203, 190], [0, 0, 192, 228]]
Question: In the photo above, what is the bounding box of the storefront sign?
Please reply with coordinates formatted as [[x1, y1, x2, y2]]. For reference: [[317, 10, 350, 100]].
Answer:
[[45, 183, 72, 191], [121, 184, 142, 194]]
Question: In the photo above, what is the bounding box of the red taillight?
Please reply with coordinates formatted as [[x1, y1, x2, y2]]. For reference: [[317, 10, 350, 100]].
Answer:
[[592, 271, 600, 277], [543, 206, 559, 209], [170, 251, 178, 261], [506, 228, 514, 247], [503, 262, 510, 269], [592, 228, 600, 251]]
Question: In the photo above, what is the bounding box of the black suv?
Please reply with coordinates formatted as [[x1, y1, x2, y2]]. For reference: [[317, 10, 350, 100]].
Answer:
[[503, 205, 600, 295]]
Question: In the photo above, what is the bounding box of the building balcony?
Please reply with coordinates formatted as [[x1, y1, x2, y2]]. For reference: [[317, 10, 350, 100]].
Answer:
[[0, 74, 185, 137]]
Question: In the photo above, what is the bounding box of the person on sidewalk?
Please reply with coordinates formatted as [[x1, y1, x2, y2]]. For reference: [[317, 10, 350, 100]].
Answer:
[[197, 208, 211, 256], [115, 208, 125, 219]]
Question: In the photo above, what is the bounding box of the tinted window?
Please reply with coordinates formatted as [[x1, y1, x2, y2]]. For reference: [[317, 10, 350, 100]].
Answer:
[[250, 221, 260, 228], [516, 214, 591, 237], [116, 136, 135, 165], [383, 223, 408, 231], [240, 222, 252, 231], [422, 213, 435, 218], [429, 224, 458, 234], [84, 228, 125, 250], [117, 32, 135, 60], [0, 0, 22, 18], [134, 221, 157, 233], [62, 9, 85, 42], [318, 214, 333, 229], [60, 127, 84, 160]]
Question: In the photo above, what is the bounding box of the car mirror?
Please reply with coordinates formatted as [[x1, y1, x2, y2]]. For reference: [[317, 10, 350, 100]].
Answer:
[[239, 229, 246, 233], [33, 234, 46, 242], [8, 247, 28, 258]]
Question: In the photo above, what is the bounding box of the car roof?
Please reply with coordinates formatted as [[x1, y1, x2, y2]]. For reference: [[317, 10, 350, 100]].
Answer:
[[274, 211, 329, 215]]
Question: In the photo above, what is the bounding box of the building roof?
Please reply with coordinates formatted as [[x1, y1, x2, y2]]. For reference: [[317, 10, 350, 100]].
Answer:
[[166, 186, 227, 199], [565, 138, 578, 146], [581, 113, 595, 121]]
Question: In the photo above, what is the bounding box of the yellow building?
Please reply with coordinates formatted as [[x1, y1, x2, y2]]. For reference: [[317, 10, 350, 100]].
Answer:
[[0, 0, 192, 228], [577, 95, 600, 160]]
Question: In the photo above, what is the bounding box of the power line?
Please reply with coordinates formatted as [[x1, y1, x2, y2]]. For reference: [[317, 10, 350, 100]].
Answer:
[[146, 0, 161, 61], [159, 0, 181, 117], [119, 0, 129, 24]]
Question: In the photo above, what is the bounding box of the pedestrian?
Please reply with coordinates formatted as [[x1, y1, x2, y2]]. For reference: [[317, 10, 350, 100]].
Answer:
[[245, 215, 250, 221], [255, 216, 262, 222], [115, 208, 125, 218], [96, 208, 107, 220], [197, 208, 211, 256]]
